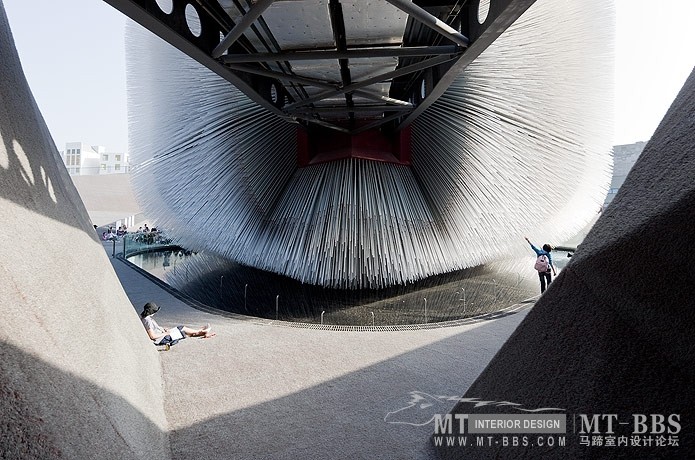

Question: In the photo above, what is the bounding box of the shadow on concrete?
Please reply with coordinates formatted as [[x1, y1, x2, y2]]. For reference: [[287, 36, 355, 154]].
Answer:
[[2, 301, 523, 460], [0, 5, 94, 235], [0, 341, 165, 459], [158, 314, 526, 460]]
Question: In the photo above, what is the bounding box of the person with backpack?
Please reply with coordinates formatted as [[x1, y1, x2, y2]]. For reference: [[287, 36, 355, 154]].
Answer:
[[525, 237, 557, 293]]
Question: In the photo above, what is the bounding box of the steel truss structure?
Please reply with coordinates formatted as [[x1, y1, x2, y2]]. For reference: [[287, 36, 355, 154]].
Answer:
[[106, 0, 535, 134], [120, 0, 615, 289]]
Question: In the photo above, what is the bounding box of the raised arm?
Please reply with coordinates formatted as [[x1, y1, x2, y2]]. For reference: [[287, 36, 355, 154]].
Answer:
[[524, 237, 541, 255]]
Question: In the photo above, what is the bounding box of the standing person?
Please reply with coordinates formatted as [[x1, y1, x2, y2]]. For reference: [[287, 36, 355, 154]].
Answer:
[[140, 302, 214, 346], [525, 237, 557, 293]]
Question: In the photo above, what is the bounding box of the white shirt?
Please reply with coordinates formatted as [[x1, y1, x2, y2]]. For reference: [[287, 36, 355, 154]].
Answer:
[[142, 315, 165, 335]]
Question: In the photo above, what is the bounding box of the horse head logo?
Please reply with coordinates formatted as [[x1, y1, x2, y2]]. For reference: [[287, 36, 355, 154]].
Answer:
[[384, 391, 564, 427], [384, 391, 459, 427]]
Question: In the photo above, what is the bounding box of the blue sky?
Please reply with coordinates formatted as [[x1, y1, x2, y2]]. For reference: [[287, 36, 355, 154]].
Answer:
[[5, 0, 128, 152], [4, 0, 695, 153]]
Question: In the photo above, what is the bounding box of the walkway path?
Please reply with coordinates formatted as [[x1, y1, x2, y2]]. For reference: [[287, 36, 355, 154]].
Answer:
[[108, 253, 533, 460]]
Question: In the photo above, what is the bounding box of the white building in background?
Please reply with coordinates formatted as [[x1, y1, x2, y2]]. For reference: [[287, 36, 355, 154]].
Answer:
[[99, 148, 129, 174], [60, 142, 129, 175], [604, 141, 647, 205]]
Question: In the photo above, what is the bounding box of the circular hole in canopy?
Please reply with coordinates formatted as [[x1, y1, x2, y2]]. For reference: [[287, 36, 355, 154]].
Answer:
[[185, 4, 202, 37], [155, 0, 173, 14], [478, 0, 490, 24]]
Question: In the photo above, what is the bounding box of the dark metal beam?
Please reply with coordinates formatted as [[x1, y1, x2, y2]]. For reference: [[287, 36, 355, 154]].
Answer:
[[287, 105, 414, 115], [212, 0, 275, 58], [104, 0, 536, 131], [291, 116, 351, 134], [283, 54, 458, 111], [328, 0, 354, 122], [396, 0, 537, 130], [227, 64, 413, 109], [220, 45, 462, 63], [226, 63, 339, 90], [103, 0, 291, 120]]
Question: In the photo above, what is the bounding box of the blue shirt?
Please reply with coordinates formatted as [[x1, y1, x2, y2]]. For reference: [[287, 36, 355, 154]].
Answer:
[[529, 243, 554, 268]]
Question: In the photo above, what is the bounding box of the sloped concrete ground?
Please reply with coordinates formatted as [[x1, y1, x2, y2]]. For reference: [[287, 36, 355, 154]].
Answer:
[[0, 4, 168, 458], [438, 69, 695, 458], [110, 256, 532, 459]]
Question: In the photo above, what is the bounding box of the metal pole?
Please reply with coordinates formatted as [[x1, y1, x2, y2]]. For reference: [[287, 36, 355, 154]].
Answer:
[[383, 0, 470, 47], [287, 104, 414, 115], [371, 311, 375, 327], [352, 112, 406, 134], [352, 91, 412, 107], [112, 239, 116, 258], [122, 236, 126, 256], [276, 295, 279, 320], [212, 0, 276, 58], [321, 310, 325, 325], [244, 283, 248, 312], [424, 297, 427, 323]]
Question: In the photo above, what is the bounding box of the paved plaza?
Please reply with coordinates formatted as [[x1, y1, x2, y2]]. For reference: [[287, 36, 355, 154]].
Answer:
[[110, 255, 532, 459]]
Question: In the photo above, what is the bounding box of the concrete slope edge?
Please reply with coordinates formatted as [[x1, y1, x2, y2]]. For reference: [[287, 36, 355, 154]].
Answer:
[[434, 67, 695, 458], [435, 264, 693, 458], [0, 3, 170, 458], [116, 256, 537, 332]]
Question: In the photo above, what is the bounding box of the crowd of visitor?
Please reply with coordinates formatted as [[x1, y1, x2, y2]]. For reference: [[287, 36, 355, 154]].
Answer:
[[99, 223, 170, 244], [101, 225, 126, 241]]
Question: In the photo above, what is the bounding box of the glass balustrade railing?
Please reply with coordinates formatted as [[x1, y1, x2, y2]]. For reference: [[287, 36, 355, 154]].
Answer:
[[105, 231, 178, 258]]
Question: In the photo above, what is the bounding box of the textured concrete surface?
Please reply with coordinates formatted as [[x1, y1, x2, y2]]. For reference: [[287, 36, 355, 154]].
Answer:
[[110, 256, 531, 459], [0, 3, 168, 458], [437, 68, 695, 458]]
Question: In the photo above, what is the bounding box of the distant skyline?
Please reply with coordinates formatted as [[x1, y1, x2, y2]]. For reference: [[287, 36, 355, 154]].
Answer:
[[4, 0, 695, 154]]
